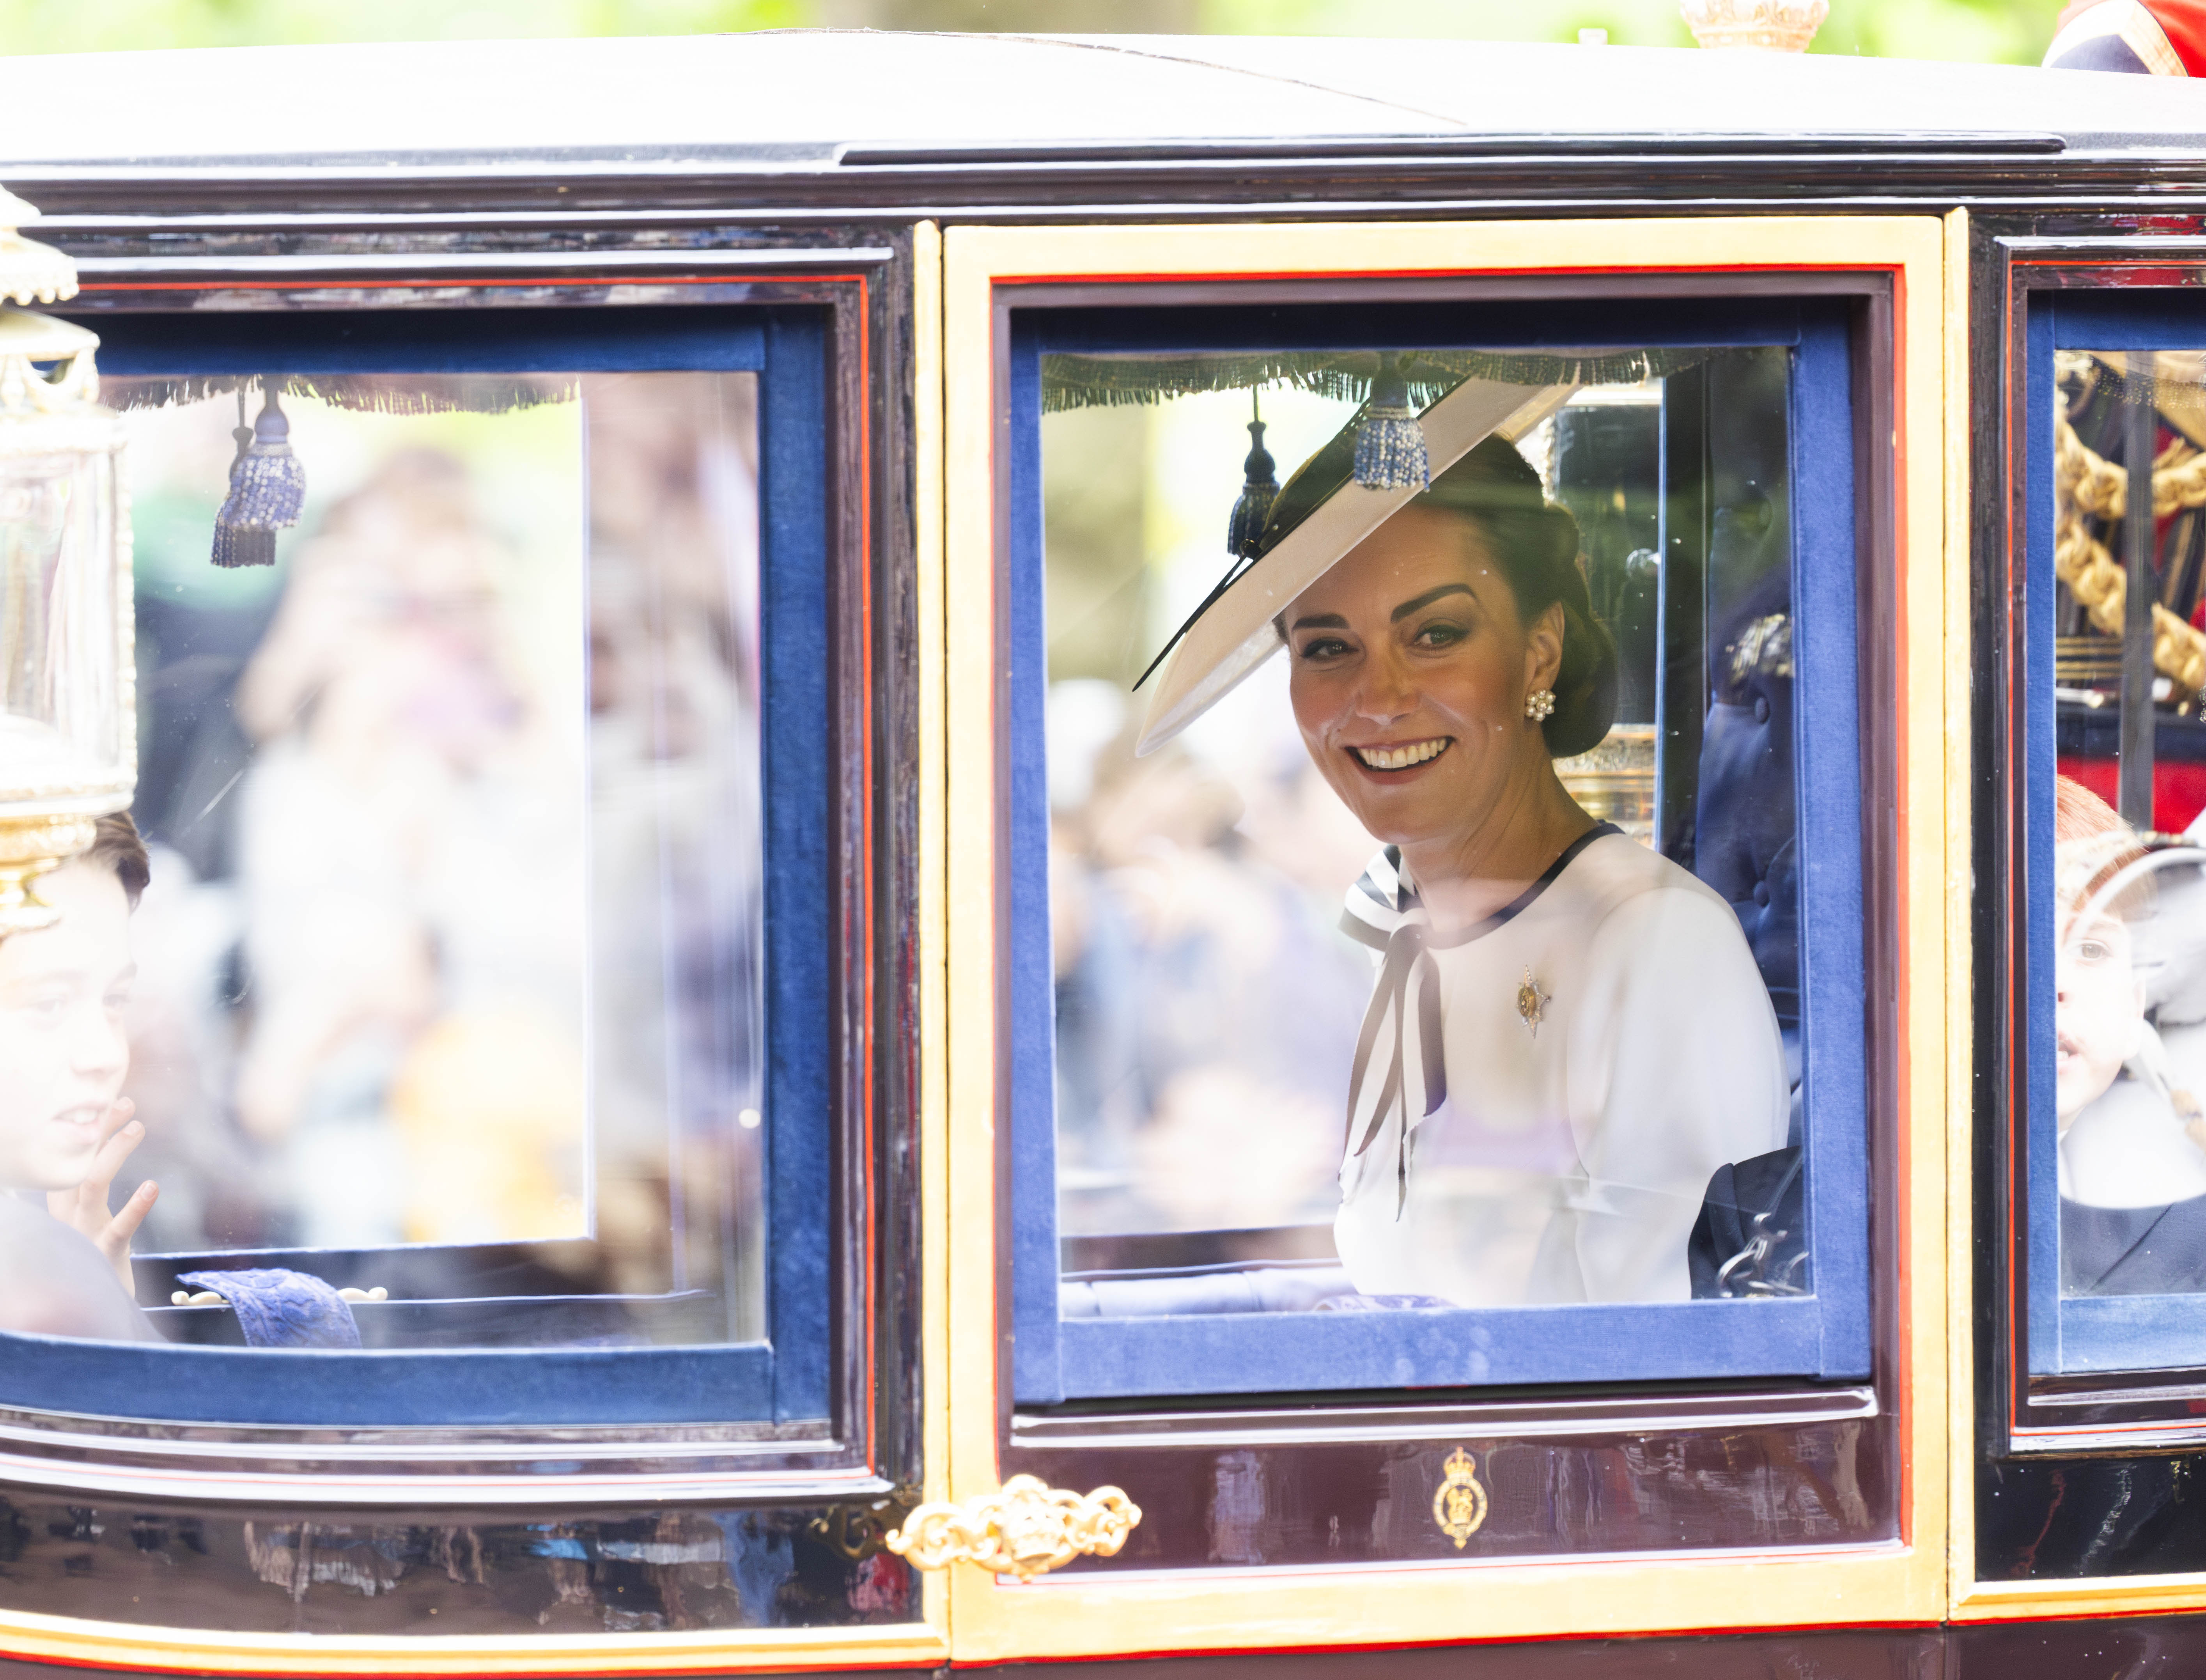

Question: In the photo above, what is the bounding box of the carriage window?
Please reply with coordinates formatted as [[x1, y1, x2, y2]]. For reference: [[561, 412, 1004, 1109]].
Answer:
[[0, 319, 840, 1428], [112, 371, 764, 1343], [2031, 349, 2206, 1376], [1012, 305, 1873, 1405]]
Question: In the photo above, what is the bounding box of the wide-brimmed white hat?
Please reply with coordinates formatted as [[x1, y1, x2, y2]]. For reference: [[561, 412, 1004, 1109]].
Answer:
[[1134, 376, 1575, 755]]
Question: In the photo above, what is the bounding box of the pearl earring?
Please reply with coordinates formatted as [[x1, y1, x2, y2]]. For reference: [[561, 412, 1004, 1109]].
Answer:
[[1524, 688, 1556, 722]]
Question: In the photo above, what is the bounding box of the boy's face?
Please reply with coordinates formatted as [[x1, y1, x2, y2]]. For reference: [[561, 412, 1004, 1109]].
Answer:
[[0, 861, 133, 1190], [2057, 907, 2145, 1131]]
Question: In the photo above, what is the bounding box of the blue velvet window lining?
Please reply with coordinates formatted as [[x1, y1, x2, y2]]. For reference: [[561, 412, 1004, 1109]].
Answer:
[[0, 306, 835, 1427], [1010, 299, 1874, 1404], [2029, 293, 2206, 1377]]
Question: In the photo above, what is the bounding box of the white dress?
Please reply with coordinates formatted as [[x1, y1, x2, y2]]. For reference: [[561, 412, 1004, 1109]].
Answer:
[[1332, 826, 1791, 1306]]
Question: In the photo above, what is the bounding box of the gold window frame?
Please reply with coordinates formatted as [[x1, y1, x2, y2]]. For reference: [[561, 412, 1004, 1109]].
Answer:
[[930, 214, 1961, 1659]]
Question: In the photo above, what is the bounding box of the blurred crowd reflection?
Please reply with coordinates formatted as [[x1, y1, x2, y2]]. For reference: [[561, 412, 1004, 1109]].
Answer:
[[1047, 675, 1376, 1245], [110, 374, 764, 1344]]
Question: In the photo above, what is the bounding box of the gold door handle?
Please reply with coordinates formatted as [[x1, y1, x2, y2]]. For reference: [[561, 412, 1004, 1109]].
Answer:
[[884, 1475, 1140, 1580]]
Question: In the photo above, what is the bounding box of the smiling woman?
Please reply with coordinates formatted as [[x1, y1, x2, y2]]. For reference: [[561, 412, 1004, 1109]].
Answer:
[[1268, 434, 1788, 1306]]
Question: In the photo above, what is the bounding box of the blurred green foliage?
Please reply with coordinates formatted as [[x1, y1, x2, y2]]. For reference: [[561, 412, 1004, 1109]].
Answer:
[[0, 0, 801, 53], [0, 0, 2071, 62]]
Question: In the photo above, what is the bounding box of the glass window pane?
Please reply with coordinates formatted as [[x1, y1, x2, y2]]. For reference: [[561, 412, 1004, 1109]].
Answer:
[[2043, 351, 2206, 1366], [1031, 335, 1844, 1398], [0, 371, 766, 1351]]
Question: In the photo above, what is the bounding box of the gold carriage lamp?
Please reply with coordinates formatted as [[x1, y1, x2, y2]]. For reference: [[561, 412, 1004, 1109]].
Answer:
[[0, 187, 133, 939]]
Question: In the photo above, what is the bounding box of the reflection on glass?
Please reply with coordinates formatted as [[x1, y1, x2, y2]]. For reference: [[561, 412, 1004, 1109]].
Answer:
[[2048, 352, 2206, 1301], [2054, 794, 2206, 1291], [0, 815, 161, 1342], [0, 371, 765, 1348], [0, 429, 125, 801], [1044, 347, 1805, 1317]]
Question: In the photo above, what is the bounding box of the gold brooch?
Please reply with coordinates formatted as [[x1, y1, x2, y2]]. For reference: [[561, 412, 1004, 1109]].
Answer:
[[1432, 1446, 1488, 1549], [1516, 968, 1549, 1037]]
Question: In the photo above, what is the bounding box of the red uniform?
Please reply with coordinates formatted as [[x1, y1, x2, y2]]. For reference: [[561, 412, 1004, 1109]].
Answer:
[[2045, 0, 2206, 74]]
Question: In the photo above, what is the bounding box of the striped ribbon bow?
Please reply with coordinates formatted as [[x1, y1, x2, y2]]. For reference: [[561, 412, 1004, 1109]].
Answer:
[[1340, 848, 1448, 1216]]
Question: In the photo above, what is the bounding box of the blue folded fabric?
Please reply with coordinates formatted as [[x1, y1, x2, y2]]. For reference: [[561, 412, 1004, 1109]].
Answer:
[[1060, 1266, 1360, 1318], [176, 1267, 361, 1349]]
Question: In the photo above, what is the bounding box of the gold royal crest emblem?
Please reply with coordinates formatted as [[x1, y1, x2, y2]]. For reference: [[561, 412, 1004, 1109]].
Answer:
[[1432, 1446, 1489, 1549]]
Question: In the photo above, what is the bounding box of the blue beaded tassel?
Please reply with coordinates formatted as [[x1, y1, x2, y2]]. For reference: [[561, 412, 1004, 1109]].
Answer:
[[1352, 354, 1428, 491], [1225, 389, 1279, 558], [212, 384, 306, 568]]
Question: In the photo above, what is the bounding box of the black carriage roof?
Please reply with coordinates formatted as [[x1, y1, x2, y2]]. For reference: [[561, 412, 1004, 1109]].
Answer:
[[5, 30, 2206, 209]]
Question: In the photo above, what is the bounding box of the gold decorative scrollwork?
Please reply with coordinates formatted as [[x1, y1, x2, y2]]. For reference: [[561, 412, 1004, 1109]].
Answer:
[[883, 1474, 1139, 1580], [1432, 1446, 1489, 1549]]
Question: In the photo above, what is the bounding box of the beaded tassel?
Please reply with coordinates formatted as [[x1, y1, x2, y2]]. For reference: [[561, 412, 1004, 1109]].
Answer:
[[1352, 354, 1428, 491], [212, 385, 306, 567], [1225, 390, 1279, 558]]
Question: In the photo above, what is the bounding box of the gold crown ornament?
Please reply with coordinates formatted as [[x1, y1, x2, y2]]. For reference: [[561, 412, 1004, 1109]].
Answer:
[[1680, 0, 1829, 51]]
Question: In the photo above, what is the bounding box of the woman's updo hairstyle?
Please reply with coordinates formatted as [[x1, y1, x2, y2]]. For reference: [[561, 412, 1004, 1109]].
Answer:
[[1414, 435, 1618, 758]]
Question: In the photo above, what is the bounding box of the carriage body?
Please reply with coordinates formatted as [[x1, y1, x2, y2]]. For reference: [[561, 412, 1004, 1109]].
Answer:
[[0, 29, 2201, 1676]]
